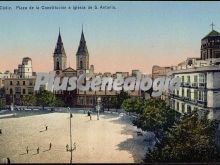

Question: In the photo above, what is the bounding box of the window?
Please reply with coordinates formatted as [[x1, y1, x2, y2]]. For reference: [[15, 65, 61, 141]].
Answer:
[[56, 61, 60, 70], [23, 89, 26, 94], [187, 105, 191, 113], [187, 76, 190, 83], [198, 91, 205, 101], [80, 61, 83, 69], [177, 102, 179, 111], [182, 88, 185, 97], [28, 87, 34, 94], [199, 74, 205, 83], [23, 81, 25, 85], [90, 98, 93, 105], [194, 75, 198, 83], [214, 51, 220, 58], [194, 90, 198, 100], [80, 97, 84, 105], [10, 81, 12, 85], [182, 103, 185, 113], [187, 89, 191, 98], [182, 76, 184, 83], [17, 81, 20, 85]]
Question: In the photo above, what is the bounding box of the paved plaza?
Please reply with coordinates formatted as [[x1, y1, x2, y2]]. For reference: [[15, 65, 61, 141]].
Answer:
[[0, 111, 152, 163]]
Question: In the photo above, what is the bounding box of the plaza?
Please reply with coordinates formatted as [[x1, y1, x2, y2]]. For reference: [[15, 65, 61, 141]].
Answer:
[[0, 110, 151, 163]]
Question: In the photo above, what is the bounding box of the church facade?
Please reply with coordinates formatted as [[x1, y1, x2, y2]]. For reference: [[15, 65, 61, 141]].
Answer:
[[52, 28, 142, 108]]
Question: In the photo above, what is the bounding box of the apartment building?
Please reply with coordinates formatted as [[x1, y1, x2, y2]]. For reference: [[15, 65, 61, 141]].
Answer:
[[168, 28, 220, 120]]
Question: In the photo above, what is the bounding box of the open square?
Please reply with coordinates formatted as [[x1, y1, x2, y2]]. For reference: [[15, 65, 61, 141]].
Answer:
[[0, 111, 149, 163]]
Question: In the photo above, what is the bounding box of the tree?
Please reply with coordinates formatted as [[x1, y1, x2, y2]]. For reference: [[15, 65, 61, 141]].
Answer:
[[145, 110, 220, 162], [108, 96, 117, 109], [115, 90, 130, 109], [36, 90, 65, 109], [0, 98, 6, 109], [122, 97, 145, 114], [54, 97, 65, 107], [122, 98, 177, 139], [21, 95, 36, 107], [36, 90, 56, 109]]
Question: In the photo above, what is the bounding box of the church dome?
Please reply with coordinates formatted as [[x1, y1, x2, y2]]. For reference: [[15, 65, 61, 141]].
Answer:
[[202, 30, 220, 40]]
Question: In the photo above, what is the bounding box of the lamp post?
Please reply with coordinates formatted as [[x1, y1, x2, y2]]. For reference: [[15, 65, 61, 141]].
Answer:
[[97, 97, 101, 120], [67, 107, 76, 163]]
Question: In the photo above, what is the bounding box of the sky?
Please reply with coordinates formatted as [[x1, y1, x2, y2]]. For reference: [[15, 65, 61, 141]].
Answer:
[[1, 1, 220, 74]]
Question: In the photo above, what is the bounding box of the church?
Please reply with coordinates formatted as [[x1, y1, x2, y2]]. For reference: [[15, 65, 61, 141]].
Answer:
[[52, 28, 141, 108]]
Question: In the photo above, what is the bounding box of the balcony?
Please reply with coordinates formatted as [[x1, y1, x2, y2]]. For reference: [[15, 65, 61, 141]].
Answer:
[[197, 100, 207, 104], [181, 82, 191, 88], [191, 83, 198, 88], [198, 83, 206, 89], [184, 82, 191, 87]]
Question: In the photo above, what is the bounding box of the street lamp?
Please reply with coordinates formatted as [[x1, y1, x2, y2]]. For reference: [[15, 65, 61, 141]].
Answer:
[[97, 97, 101, 120], [67, 107, 76, 163]]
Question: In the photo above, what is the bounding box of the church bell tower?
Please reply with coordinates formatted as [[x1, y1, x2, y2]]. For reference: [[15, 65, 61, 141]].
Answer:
[[76, 27, 89, 76], [53, 28, 67, 72]]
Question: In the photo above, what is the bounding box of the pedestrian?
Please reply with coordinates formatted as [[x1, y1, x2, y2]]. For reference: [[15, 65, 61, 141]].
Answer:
[[87, 111, 90, 116], [0, 129, 2, 135], [89, 111, 92, 120], [26, 146, 29, 154], [66, 144, 69, 152], [49, 143, 52, 150], [7, 157, 10, 164], [37, 147, 39, 154], [45, 125, 48, 131]]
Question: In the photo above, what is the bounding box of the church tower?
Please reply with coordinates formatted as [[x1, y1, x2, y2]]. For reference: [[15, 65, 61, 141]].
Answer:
[[76, 27, 89, 76], [201, 23, 220, 61], [53, 28, 67, 71]]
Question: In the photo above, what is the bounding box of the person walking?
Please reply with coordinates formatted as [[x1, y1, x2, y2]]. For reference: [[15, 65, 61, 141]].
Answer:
[[49, 143, 52, 150], [7, 157, 10, 164], [45, 125, 48, 131], [66, 144, 69, 151], [26, 146, 29, 154], [0, 129, 2, 135], [88, 111, 92, 120], [90, 112, 92, 120], [87, 110, 90, 116], [37, 147, 39, 154]]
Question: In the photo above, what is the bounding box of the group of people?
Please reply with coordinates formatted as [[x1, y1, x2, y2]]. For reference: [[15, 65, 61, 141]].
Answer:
[[66, 142, 76, 152], [25, 143, 52, 155]]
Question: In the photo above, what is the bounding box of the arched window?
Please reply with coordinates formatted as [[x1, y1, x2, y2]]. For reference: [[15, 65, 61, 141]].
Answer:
[[56, 61, 60, 70], [80, 61, 83, 69]]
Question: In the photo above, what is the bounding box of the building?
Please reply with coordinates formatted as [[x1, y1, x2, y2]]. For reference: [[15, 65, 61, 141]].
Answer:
[[53, 29, 67, 73], [76, 28, 90, 76], [2, 27, 144, 107], [151, 65, 172, 102], [3, 57, 36, 105], [13, 57, 35, 78], [4, 77, 36, 105], [168, 27, 220, 120], [152, 65, 172, 80], [50, 28, 143, 108]]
